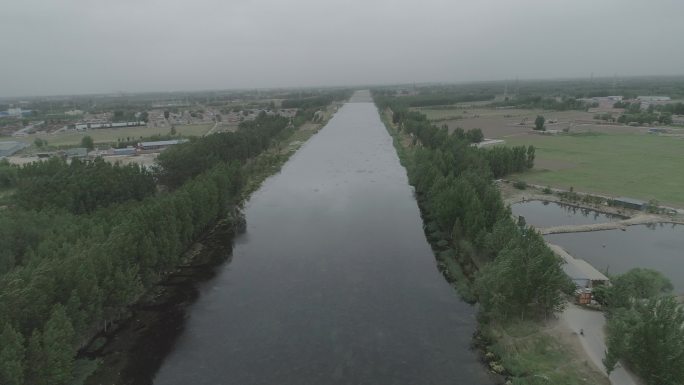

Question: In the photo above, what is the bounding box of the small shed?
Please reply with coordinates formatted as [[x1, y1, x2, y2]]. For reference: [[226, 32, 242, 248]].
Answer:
[[110, 147, 136, 156], [0, 141, 29, 157], [612, 197, 646, 211], [549, 243, 610, 290], [562, 256, 610, 290], [137, 139, 188, 152], [63, 147, 88, 158]]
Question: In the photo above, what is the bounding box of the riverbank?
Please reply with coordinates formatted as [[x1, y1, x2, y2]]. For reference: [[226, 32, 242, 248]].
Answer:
[[378, 106, 609, 385], [81, 107, 337, 385]]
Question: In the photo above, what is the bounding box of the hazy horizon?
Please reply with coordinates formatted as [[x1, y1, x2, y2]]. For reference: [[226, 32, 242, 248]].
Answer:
[[2, 0, 683, 98]]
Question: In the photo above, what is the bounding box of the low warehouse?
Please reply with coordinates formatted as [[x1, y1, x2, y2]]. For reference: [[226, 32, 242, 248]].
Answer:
[[137, 139, 188, 152], [612, 197, 646, 211], [0, 141, 29, 158]]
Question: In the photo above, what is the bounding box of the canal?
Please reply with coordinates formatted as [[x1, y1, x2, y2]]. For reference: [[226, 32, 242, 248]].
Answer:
[[151, 91, 492, 385]]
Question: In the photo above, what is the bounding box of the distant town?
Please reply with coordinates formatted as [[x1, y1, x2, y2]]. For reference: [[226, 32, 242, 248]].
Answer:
[[0, 90, 309, 166]]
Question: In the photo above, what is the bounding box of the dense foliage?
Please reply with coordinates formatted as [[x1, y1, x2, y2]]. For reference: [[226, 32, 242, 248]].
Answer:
[[374, 93, 570, 320], [655, 102, 684, 115], [14, 158, 156, 214], [0, 109, 308, 384], [600, 269, 683, 385], [280, 90, 351, 109], [157, 114, 291, 188], [281, 95, 335, 109], [0, 159, 18, 188], [374, 89, 494, 108]]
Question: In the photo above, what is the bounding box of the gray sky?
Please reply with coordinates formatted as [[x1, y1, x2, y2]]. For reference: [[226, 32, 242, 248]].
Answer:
[[1, 0, 683, 97]]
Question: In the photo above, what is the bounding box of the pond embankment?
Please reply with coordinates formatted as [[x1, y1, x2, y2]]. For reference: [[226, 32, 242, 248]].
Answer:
[[540, 214, 684, 234], [503, 181, 684, 235]]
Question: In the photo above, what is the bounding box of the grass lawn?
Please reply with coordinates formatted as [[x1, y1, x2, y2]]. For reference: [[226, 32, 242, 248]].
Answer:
[[5, 124, 213, 148], [506, 132, 684, 207], [483, 320, 609, 385]]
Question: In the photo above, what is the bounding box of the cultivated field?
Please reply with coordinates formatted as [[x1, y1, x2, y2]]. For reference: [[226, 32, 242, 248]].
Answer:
[[505, 132, 684, 207], [416, 106, 650, 139], [5, 123, 213, 148]]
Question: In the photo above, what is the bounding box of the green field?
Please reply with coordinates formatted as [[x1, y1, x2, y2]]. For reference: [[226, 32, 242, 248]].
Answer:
[[506, 132, 684, 207], [4, 124, 213, 148]]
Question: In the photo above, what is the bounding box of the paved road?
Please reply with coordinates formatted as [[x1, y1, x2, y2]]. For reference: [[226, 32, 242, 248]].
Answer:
[[561, 304, 642, 385]]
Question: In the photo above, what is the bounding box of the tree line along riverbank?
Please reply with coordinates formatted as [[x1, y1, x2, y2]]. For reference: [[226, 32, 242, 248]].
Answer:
[[0, 94, 348, 385], [373, 90, 612, 385]]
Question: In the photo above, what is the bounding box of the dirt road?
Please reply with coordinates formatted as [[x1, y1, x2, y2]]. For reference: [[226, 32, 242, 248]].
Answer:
[[560, 304, 642, 385]]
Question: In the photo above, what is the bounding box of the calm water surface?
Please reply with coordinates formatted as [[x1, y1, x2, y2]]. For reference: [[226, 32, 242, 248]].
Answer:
[[546, 223, 684, 293], [152, 91, 492, 385], [511, 200, 622, 228]]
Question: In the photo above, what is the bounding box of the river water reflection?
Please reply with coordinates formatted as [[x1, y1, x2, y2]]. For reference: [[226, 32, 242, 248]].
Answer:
[[511, 200, 622, 228], [151, 91, 493, 385]]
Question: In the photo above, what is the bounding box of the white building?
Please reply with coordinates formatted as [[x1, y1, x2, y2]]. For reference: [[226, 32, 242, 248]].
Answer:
[[636, 96, 671, 102]]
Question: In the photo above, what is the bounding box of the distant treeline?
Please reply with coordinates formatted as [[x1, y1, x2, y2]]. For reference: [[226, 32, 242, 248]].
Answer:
[[613, 101, 676, 125], [655, 102, 684, 115], [374, 90, 495, 108], [0, 109, 308, 385], [374, 93, 570, 323], [280, 90, 351, 109]]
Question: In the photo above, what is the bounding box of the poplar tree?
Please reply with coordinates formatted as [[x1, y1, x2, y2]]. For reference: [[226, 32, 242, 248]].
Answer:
[[42, 305, 75, 385], [0, 323, 25, 385]]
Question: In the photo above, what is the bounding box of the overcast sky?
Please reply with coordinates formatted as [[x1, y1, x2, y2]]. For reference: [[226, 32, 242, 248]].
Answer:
[[1, 0, 683, 97]]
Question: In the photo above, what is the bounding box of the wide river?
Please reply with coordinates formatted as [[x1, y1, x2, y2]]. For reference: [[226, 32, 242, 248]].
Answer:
[[151, 91, 492, 385]]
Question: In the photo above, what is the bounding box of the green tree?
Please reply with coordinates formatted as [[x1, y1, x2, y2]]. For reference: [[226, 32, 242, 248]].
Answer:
[[605, 296, 684, 385], [534, 115, 545, 130], [526, 145, 535, 169], [605, 268, 673, 310], [465, 128, 484, 143], [80, 135, 94, 151], [164, 110, 170, 119], [0, 323, 25, 385], [42, 305, 75, 385], [25, 330, 46, 384], [475, 228, 570, 320], [34, 138, 46, 148]]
